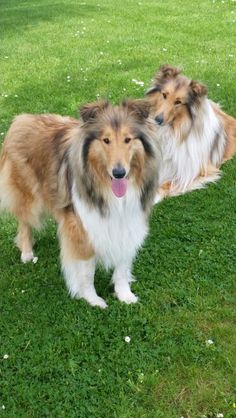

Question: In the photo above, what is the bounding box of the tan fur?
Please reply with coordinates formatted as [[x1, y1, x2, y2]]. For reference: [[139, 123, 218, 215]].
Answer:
[[57, 207, 94, 262], [0, 113, 92, 261]]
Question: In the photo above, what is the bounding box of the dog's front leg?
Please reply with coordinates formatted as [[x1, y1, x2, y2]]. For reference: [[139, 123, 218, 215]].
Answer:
[[112, 263, 138, 304], [62, 257, 107, 309], [57, 209, 108, 309]]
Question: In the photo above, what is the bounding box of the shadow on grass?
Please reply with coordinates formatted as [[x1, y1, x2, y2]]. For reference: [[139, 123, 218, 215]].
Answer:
[[0, 0, 105, 38], [0, 59, 148, 121]]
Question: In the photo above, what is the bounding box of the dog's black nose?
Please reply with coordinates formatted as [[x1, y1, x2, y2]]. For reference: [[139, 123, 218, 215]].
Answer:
[[155, 114, 164, 125], [112, 165, 126, 179]]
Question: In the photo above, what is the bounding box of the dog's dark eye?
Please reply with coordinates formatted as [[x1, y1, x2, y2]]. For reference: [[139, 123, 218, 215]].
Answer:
[[103, 138, 110, 144], [162, 93, 167, 99], [124, 137, 131, 144], [175, 100, 182, 105]]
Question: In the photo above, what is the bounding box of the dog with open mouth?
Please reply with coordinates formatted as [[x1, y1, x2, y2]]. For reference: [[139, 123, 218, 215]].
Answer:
[[0, 100, 160, 308], [145, 65, 236, 202]]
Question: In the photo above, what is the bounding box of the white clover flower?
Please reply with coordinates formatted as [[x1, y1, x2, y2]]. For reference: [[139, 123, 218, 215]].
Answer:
[[131, 79, 144, 87], [2, 405, 5, 410], [3, 354, 9, 359], [124, 336, 131, 343], [216, 413, 224, 418], [206, 339, 214, 346]]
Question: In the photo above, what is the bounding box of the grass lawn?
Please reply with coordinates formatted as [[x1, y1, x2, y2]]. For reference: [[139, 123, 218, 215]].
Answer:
[[0, 0, 236, 417]]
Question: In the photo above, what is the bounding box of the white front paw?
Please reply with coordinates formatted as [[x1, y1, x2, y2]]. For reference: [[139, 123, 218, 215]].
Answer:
[[21, 251, 35, 263], [74, 291, 108, 309], [89, 296, 108, 309], [115, 289, 138, 304]]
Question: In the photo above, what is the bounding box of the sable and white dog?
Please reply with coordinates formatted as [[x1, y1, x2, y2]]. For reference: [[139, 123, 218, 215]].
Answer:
[[0, 100, 160, 308], [145, 65, 236, 202]]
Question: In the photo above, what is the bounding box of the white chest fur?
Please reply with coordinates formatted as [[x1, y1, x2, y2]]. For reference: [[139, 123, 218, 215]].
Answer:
[[158, 100, 225, 191], [72, 184, 148, 269]]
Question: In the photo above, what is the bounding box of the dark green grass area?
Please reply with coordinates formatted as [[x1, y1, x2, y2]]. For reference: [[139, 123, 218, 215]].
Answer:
[[0, 0, 236, 417]]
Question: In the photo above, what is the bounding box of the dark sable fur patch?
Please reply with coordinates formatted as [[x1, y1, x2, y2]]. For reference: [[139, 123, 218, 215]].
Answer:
[[136, 133, 155, 158], [185, 93, 197, 121], [210, 130, 224, 164], [81, 131, 107, 215], [141, 177, 156, 211], [54, 129, 73, 195], [81, 174, 107, 216], [174, 78, 186, 91], [145, 86, 162, 96], [110, 116, 120, 130], [185, 102, 194, 121], [63, 150, 72, 197], [82, 131, 97, 168], [57, 147, 69, 173], [53, 127, 68, 153]]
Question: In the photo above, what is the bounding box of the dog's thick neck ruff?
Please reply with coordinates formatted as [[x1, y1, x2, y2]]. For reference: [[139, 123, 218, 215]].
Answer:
[[72, 182, 148, 269], [157, 98, 226, 190]]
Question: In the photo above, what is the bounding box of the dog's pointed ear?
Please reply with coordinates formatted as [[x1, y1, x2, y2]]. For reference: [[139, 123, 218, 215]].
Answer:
[[80, 100, 109, 122], [190, 80, 208, 97], [122, 99, 151, 120], [155, 64, 181, 85]]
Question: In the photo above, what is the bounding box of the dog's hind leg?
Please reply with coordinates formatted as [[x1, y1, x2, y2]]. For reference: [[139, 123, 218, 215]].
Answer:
[[178, 166, 222, 195], [15, 222, 36, 263], [57, 208, 108, 308]]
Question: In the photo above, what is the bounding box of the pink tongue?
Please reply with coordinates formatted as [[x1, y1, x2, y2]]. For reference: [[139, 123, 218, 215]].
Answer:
[[111, 178, 128, 198]]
